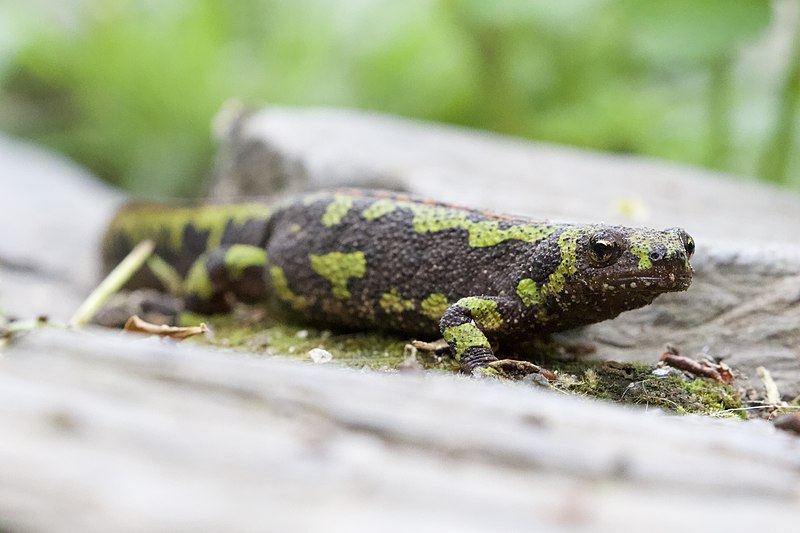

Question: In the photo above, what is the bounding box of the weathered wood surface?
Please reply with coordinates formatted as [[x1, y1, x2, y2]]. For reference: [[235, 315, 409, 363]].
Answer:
[[211, 105, 800, 244], [2, 329, 799, 532], [0, 134, 123, 319], [1, 124, 800, 531], [212, 106, 800, 398]]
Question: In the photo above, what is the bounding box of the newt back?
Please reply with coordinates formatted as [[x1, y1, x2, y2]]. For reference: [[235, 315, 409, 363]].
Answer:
[[102, 189, 695, 373]]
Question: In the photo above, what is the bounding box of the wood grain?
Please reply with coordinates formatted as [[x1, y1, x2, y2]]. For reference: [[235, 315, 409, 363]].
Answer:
[[1, 329, 798, 532]]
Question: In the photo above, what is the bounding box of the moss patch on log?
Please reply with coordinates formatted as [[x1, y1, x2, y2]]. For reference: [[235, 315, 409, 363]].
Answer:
[[180, 308, 741, 416]]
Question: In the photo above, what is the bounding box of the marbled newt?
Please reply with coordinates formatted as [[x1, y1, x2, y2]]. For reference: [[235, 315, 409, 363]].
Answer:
[[103, 189, 695, 373]]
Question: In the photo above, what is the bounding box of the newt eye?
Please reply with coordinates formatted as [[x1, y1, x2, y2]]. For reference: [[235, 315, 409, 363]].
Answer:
[[589, 231, 621, 266], [684, 234, 695, 259], [665, 228, 695, 261]]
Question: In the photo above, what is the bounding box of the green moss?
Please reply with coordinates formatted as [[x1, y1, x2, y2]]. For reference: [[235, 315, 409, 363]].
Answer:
[[682, 378, 743, 417], [182, 309, 741, 417], [187, 311, 457, 372], [538, 358, 743, 416]]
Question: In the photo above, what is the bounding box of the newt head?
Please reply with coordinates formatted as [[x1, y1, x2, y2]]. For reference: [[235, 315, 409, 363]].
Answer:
[[575, 224, 694, 315], [581, 225, 694, 294], [517, 224, 695, 330]]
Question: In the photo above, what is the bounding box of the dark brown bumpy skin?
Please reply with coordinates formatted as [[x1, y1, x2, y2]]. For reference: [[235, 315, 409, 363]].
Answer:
[[103, 189, 695, 372]]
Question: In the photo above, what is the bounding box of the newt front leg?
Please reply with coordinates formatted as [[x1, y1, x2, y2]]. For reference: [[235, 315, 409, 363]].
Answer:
[[440, 296, 539, 375], [184, 244, 269, 314]]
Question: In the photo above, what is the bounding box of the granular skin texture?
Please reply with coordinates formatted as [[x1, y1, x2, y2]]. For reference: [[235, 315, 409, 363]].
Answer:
[[103, 189, 695, 373]]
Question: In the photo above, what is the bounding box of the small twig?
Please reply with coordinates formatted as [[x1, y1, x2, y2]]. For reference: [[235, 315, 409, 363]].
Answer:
[[0, 317, 65, 351], [69, 240, 155, 327], [710, 405, 800, 417]]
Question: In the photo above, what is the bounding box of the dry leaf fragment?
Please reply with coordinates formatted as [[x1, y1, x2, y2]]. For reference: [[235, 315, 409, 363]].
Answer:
[[123, 315, 208, 341], [660, 351, 734, 384]]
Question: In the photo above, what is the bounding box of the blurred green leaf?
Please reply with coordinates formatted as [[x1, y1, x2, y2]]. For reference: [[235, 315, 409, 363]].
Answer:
[[621, 0, 772, 64], [0, 0, 795, 194]]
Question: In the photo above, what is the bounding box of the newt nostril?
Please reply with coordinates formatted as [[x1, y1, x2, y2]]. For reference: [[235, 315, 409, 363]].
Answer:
[[648, 248, 687, 265]]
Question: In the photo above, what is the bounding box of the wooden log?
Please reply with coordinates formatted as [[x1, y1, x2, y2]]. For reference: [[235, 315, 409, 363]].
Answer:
[[210, 106, 800, 398], [1, 329, 799, 532]]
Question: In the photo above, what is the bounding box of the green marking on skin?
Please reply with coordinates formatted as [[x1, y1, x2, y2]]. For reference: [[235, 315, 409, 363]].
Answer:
[[321, 196, 353, 227], [362, 199, 398, 221], [379, 288, 415, 313], [629, 230, 656, 270], [457, 297, 503, 330], [466, 221, 556, 248], [407, 203, 556, 247], [270, 266, 307, 310], [224, 244, 267, 281], [517, 228, 584, 309], [110, 203, 273, 251], [516, 278, 544, 307], [628, 230, 686, 270], [545, 228, 581, 295], [630, 245, 653, 270], [420, 293, 449, 321], [310, 251, 367, 299], [185, 261, 215, 301], [442, 321, 491, 360]]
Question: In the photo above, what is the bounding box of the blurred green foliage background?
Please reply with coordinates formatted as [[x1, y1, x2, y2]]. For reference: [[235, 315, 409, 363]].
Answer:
[[0, 0, 798, 196]]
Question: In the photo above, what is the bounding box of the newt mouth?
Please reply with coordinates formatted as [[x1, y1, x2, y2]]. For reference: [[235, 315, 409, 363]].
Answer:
[[596, 272, 692, 292]]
